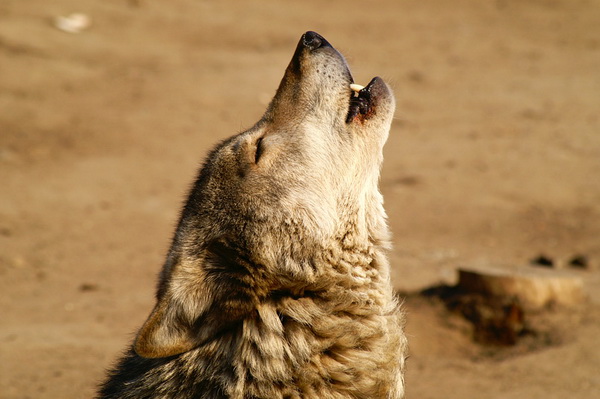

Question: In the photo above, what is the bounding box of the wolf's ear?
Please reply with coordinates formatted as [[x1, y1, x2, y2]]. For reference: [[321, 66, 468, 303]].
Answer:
[[134, 242, 258, 358], [133, 258, 214, 358], [134, 300, 198, 358]]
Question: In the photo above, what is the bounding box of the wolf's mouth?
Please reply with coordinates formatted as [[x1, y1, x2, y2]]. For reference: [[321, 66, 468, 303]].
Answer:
[[346, 77, 381, 124]]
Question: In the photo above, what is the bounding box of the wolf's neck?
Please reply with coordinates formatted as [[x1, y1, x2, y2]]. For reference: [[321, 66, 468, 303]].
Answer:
[[227, 245, 396, 398]]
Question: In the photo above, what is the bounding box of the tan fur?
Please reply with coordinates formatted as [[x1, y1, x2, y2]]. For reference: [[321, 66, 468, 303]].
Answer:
[[98, 31, 407, 399]]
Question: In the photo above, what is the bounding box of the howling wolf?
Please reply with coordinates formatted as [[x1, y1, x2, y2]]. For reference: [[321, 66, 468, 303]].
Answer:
[[98, 31, 407, 399]]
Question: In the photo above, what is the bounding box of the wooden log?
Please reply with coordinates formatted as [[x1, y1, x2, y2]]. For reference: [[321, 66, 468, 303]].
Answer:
[[458, 266, 585, 308]]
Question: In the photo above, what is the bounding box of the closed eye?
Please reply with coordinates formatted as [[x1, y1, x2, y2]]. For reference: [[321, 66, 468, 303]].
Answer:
[[254, 137, 264, 164]]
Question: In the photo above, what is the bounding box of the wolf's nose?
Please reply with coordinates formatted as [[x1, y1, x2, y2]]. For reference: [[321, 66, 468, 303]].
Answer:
[[302, 31, 329, 50]]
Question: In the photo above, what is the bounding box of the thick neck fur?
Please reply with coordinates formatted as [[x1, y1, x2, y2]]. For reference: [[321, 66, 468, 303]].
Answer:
[[205, 235, 402, 399], [223, 208, 400, 398]]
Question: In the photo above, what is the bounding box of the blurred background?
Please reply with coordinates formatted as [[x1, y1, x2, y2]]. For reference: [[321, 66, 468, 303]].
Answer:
[[1, 1, 599, 398]]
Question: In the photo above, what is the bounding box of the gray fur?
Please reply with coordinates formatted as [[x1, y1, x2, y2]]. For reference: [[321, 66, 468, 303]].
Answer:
[[98, 31, 407, 399]]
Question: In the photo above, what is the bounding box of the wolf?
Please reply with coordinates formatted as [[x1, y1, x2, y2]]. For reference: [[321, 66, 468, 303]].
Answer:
[[98, 31, 407, 399]]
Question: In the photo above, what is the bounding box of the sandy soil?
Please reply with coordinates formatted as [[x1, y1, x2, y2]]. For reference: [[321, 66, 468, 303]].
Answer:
[[1, 1, 599, 398]]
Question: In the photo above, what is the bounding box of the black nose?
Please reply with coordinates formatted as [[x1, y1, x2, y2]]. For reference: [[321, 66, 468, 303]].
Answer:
[[302, 31, 330, 50]]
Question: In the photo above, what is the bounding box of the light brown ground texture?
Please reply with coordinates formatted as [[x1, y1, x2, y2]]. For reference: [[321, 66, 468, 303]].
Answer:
[[1, 1, 599, 398]]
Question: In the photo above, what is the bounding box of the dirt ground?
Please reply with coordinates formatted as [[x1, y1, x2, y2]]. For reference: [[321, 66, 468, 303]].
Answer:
[[1, 0, 599, 398]]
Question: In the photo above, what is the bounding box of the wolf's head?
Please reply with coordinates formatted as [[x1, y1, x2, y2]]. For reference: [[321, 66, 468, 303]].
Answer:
[[134, 32, 396, 359]]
